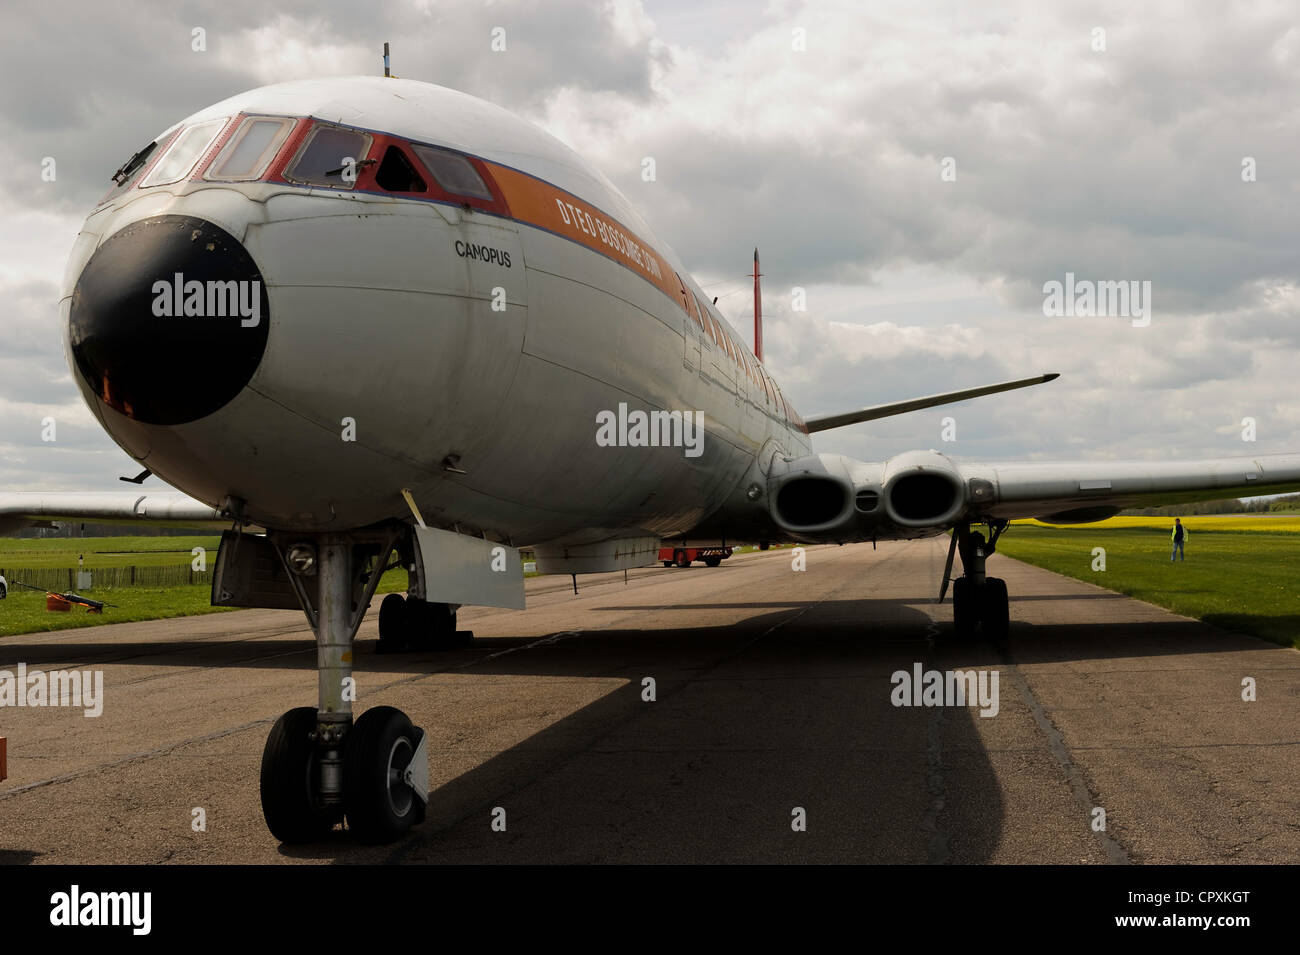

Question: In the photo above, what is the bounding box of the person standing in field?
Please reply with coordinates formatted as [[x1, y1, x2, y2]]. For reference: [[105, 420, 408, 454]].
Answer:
[[1170, 518, 1187, 562]]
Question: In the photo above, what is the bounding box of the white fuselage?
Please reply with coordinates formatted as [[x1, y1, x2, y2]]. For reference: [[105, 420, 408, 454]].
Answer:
[[62, 77, 812, 548]]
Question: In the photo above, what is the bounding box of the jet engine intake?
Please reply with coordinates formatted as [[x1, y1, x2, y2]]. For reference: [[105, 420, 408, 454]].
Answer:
[[881, 450, 967, 528]]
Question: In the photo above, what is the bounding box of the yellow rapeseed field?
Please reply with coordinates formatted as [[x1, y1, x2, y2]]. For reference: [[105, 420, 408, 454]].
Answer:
[[1015, 515, 1300, 533]]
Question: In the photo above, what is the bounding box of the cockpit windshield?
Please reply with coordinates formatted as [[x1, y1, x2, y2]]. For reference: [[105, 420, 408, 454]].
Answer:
[[140, 119, 226, 187], [284, 125, 373, 187], [205, 116, 294, 181]]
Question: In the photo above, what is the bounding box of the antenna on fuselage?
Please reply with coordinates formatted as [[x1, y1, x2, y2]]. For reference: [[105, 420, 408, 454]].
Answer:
[[753, 247, 763, 361], [383, 42, 391, 77]]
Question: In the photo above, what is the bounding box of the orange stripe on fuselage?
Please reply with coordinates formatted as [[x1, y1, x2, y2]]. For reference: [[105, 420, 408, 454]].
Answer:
[[486, 163, 681, 307], [484, 160, 809, 436]]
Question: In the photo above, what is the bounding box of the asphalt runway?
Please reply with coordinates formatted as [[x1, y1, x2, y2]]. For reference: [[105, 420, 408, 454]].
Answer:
[[2, 540, 1297, 864]]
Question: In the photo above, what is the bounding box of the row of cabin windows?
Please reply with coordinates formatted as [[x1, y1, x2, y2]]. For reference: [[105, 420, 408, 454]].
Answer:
[[678, 280, 783, 413]]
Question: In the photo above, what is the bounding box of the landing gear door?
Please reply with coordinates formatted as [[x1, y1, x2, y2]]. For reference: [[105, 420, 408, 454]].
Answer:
[[412, 524, 526, 610]]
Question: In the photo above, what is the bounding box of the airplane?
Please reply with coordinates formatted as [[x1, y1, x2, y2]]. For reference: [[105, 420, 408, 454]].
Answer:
[[4, 74, 1299, 845]]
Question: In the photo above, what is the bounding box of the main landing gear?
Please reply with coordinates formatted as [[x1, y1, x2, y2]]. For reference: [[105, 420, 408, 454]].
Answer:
[[258, 526, 430, 844], [377, 593, 469, 652], [941, 520, 1011, 640]]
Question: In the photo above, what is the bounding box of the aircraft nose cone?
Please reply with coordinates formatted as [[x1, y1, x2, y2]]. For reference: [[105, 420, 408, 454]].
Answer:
[[69, 214, 270, 425]]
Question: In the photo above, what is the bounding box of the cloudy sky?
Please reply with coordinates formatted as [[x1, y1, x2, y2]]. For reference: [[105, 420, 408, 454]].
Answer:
[[2, 0, 1298, 492]]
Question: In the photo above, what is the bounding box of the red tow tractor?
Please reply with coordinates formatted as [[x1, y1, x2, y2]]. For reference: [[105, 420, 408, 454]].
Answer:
[[658, 546, 732, 568]]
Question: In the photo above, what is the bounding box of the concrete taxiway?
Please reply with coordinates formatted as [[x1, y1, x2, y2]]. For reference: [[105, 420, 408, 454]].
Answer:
[[1, 540, 1297, 864]]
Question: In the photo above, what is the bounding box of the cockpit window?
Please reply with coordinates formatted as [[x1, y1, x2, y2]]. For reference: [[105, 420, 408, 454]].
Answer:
[[374, 145, 426, 193], [284, 125, 373, 188], [205, 116, 293, 181], [139, 119, 226, 187], [410, 145, 493, 200]]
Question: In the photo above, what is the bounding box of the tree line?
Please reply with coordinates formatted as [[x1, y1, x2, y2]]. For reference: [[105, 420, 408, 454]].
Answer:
[[1122, 493, 1300, 516]]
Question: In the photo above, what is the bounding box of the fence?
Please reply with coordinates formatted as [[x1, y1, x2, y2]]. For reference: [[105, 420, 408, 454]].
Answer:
[[0, 565, 213, 591]]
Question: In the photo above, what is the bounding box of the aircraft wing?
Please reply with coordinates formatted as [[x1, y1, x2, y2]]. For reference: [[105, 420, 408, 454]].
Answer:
[[804, 374, 1058, 433], [765, 449, 1300, 541], [959, 453, 1300, 523], [0, 491, 226, 535]]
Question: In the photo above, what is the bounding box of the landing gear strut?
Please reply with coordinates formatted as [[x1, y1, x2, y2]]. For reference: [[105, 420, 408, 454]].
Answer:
[[258, 525, 429, 844], [941, 520, 1010, 640]]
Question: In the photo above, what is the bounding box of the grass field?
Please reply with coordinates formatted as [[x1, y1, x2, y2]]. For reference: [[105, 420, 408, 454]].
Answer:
[[0, 536, 411, 638], [998, 520, 1300, 648]]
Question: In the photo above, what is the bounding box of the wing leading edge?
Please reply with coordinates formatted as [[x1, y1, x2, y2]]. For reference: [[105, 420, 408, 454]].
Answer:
[[804, 374, 1059, 434], [959, 453, 1300, 524], [0, 491, 225, 535]]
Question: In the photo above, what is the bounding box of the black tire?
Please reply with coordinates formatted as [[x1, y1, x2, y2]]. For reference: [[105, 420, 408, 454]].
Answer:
[[260, 707, 341, 843], [377, 593, 410, 651], [407, 599, 459, 649], [981, 577, 1010, 640], [675, 551, 691, 568], [343, 706, 425, 843], [663, 561, 673, 568], [703, 556, 722, 567], [952, 578, 977, 639]]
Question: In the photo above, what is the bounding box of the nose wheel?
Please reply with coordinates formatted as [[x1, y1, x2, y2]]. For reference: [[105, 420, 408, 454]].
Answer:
[[343, 706, 428, 842], [260, 705, 428, 843], [259, 707, 344, 843]]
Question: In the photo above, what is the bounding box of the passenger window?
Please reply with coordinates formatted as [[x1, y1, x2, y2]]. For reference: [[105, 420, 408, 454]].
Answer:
[[140, 119, 226, 187], [692, 295, 707, 328], [285, 125, 373, 187], [206, 117, 293, 180], [374, 145, 427, 193], [411, 145, 493, 200]]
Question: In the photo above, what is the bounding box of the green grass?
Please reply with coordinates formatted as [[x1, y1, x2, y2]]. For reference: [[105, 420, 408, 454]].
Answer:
[[0, 535, 460, 637], [0, 584, 234, 637], [997, 525, 1300, 648]]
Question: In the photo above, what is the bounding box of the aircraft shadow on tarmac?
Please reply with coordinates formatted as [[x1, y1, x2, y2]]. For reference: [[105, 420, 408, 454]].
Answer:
[[270, 600, 1010, 863], [1, 595, 1285, 863]]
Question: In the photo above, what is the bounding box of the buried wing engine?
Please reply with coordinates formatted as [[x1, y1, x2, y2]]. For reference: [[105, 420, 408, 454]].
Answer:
[[761, 445, 1300, 638]]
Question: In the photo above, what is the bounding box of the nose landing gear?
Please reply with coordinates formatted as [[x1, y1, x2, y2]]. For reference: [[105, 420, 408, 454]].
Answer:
[[257, 527, 429, 844]]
